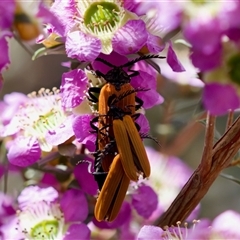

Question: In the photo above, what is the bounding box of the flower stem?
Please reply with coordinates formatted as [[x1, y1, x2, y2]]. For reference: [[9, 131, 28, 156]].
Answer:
[[156, 114, 240, 227], [226, 110, 234, 131]]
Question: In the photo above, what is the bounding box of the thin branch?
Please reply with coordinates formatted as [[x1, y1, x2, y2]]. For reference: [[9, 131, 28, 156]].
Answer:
[[3, 161, 8, 194], [0, 142, 8, 194], [200, 112, 215, 174], [226, 110, 234, 131], [156, 115, 240, 227]]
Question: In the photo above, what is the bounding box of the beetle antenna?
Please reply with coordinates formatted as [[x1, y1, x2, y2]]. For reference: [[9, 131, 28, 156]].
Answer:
[[120, 54, 165, 68], [140, 133, 160, 146]]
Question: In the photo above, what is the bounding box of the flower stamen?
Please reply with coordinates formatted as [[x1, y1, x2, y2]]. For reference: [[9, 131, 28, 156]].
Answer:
[[84, 2, 121, 32], [17, 202, 64, 240], [8, 87, 70, 151], [75, 0, 127, 54]]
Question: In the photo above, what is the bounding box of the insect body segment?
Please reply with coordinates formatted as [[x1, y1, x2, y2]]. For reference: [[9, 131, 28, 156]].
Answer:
[[94, 154, 130, 222], [89, 55, 164, 222], [101, 86, 151, 180], [93, 140, 116, 191], [112, 118, 139, 181], [122, 115, 151, 178], [98, 83, 137, 172], [94, 88, 150, 222], [95, 54, 165, 90]]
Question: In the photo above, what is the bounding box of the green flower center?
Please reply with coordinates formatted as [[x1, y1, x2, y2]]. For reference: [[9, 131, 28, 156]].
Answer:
[[33, 110, 61, 133], [84, 2, 120, 32], [30, 220, 59, 239], [228, 53, 240, 85]]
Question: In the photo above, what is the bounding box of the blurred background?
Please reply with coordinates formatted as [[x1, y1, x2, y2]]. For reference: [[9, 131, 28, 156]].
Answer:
[[2, 36, 240, 221]]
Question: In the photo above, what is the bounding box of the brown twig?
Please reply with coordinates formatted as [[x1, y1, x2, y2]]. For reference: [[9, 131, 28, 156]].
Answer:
[[156, 114, 240, 227], [226, 110, 234, 131], [200, 113, 215, 173]]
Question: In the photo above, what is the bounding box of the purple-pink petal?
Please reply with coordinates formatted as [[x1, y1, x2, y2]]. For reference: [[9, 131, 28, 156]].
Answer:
[[37, 2, 65, 36], [160, 59, 204, 88], [212, 210, 240, 238], [66, 31, 101, 62], [60, 189, 88, 222], [132, 59, 157, 77], [132, 185, 158, 219], [219, 2, 240, 29], [93, 202, 131, 229], [72, 114, 97, 150], [138, 89, 164, 109], [0, 0, 15, 29], [0, 92, 27, 125], [79, 138, 95, 152], [45, 116, 75, 146], [18, 186, 58, 210], [224, 27, 240, 42], [93, 51, 128, 74], [50, 0, 76, 36], [135, 113, 150, 134], [190, 46, 222, 71], [72, 115, 94, 139], [0, 192, 15, 217], [167, 42, 185, 72], [183, 18, 222, 55], [40, 173, 59, 189], [146, 33, 165, 53], [186, 220, 212, 240], [0, 215, 24, 240], [137, 1, 182, 32], [203, 83, 240, 115], [7, 137, 41, 167], [64, 223, 90, 240], [0, 32, 11, 73], [124, 0, 142, 15], [219, 1, 240, 28], [0, 115, 21, 137], [131, 70, 164, 108], [61, 69, 88, 109], [73, 162, 98, 196], [137, 225, 163, 240], [112, 20, 148, 55], [147, 147, 192, 186]]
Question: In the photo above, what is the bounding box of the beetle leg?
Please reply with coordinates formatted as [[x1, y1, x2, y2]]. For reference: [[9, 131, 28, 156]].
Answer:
[[88, 87, 101, 103]]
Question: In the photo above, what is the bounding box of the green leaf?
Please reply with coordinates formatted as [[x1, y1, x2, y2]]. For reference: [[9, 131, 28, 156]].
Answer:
[[32, 44, 66, 60]]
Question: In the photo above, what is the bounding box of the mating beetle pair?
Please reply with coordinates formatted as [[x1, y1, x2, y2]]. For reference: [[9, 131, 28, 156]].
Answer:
[[87, 55, 164, 221]]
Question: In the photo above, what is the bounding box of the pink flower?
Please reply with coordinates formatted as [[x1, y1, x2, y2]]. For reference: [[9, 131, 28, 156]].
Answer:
[[12, 186, 91, 240]]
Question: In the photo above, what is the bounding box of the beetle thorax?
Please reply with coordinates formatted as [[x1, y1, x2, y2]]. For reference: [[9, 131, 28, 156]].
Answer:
[[106, 67, 131, 90]]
